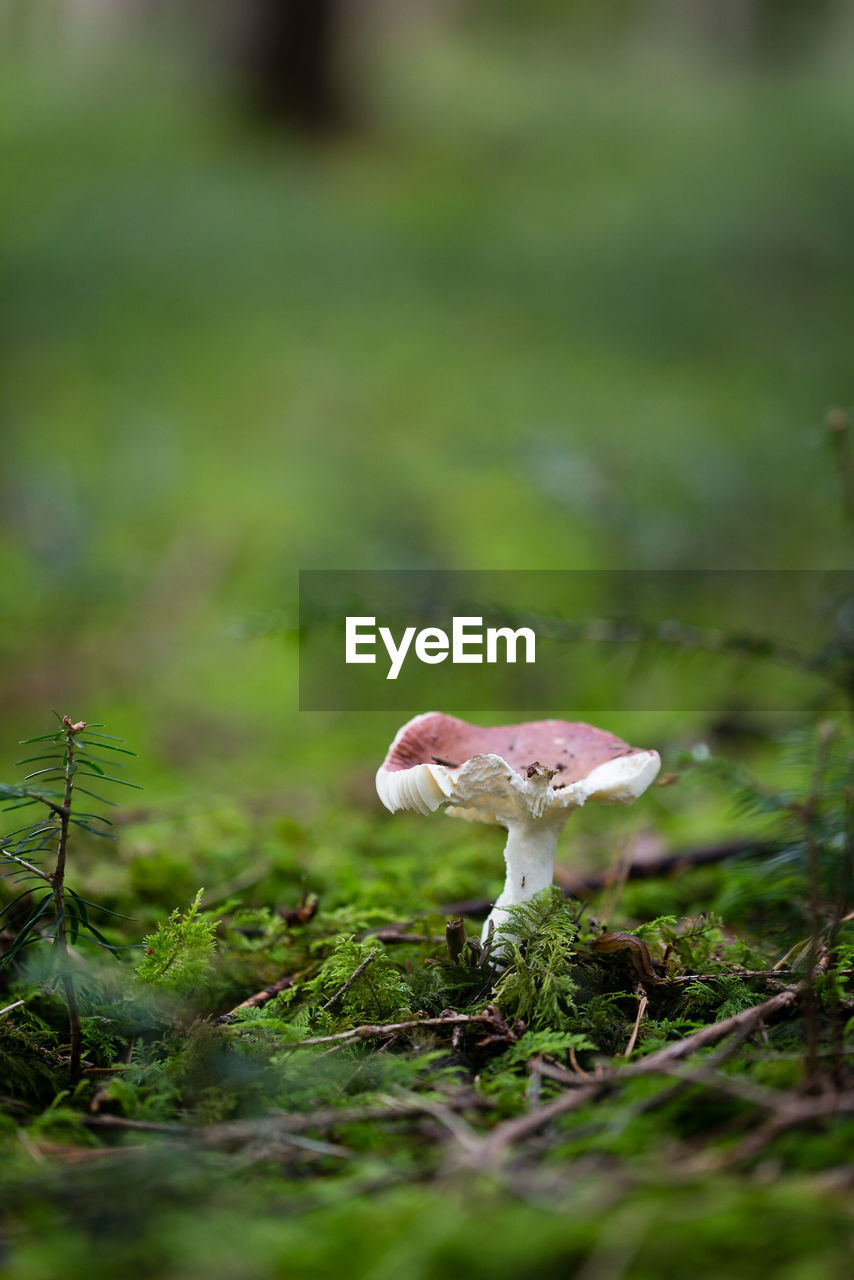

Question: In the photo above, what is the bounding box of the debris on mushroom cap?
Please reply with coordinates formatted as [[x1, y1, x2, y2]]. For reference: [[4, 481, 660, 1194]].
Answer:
[[376, 711, 660, 821], [382, 712, 650, 780]]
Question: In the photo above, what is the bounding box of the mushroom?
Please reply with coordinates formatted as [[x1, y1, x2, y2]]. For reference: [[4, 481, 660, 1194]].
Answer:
[[376, 712, 660, 950]]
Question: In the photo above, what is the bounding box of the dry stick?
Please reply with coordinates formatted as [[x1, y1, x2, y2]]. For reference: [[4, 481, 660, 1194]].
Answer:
[[475, 989, 799, 1163], [625, 988, 798, 1072], [321, 949, 379, 1013], [569, 1045, 590, 1077], [605, 1016, 771, 1132], [624, 994, 648, 1057], [82, 1115, 191, 1136], [281, 1010, 508, 1051], [478, 1083, 604, 1163], [216, 946, 394, 1027], [663, 968, 803, 985], [388, 1089, 483, 1155], [723, 1089, 854, 1167], [215, 974, 296, 1025]]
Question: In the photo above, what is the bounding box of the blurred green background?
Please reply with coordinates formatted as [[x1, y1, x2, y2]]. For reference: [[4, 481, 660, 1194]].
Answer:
[[3, 8, 854, 1277], [1, 0, 853, 802]]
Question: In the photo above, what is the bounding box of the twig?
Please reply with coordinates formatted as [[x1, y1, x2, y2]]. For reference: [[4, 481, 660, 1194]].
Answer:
[[477, 1083, 603, 1163], [609, 1018, 768, 1129], [625, 988, 798, 1072], [81, 1115, 191, 1136], [662, 968, 804, 985], [469, 989, 800, 1164], [624, 994, 648, 1057], [387, 1089, 482, 1154], [321, 950, 379, 1013], [281, 1009, 509, 1051], [646, 1060, 784, 1110], [0, 998, 25, 1017], [699, 1088, 854, 1170], [4, 790, 68, 819], [569, 1045, 590, 1077], [215, 974, 295, 1025]]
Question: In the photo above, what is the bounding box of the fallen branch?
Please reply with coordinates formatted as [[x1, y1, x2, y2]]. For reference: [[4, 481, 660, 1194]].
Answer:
[[628, 988, 799, 1071], [725, 1089, 854, 1165], [470, 988, 800, 1164]]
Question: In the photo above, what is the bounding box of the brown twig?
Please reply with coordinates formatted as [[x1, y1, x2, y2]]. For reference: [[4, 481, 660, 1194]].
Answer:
[[476, 1083, 604, 1163], [624, 993, 648, 1057], [215, 974, 295, 1025], [721, 1088, 854, 1167], [469, 989, 800, 1164], [626, 988, 799, 1072], [321, 949, 379, 1012], [281, 1008, 513, 1051]]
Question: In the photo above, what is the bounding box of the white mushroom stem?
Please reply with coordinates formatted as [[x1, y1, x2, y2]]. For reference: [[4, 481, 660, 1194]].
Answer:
[[482, 814, 568, 947]]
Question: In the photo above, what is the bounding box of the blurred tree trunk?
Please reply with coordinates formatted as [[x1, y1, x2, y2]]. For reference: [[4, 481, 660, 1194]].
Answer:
[[239, 0, 348, 134], [751, 0, 837, 62], [647, 0, 839, 63]]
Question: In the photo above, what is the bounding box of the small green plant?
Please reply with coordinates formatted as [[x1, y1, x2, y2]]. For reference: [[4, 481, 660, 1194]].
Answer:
[[0, 713, 139, 1085], [137, 889, 218, 997], [491, 888, 580, 1030]]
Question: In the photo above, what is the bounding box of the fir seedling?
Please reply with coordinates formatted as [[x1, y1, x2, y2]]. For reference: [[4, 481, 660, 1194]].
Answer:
[[0, 713, 139, 1085]]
